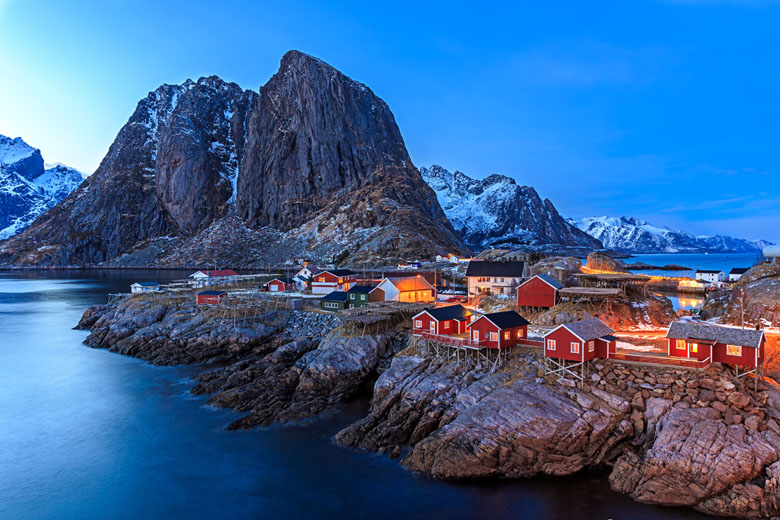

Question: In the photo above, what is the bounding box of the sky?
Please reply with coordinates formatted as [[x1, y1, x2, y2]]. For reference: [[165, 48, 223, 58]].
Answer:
[[0, 0, 778, 240]]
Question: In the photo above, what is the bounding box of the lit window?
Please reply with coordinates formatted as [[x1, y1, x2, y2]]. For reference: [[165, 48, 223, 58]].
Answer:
[[676, 339, 685, 349], [414, 320, 422, 328], [571, 342, 580, 354], [444, 322, 450, 329], [472, 331, 479, 341], [548, 339, 556, 351], [516, 329, 523, 338], [588, 341, 594, 352], [504, 331, 510, 340], [490, 332, 498, 341], [691, 344, 698, 353], [727, 345, 742, 356]]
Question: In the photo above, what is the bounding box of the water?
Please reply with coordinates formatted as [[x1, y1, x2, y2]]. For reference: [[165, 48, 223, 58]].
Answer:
[[664, 294, 705, 312], [0, 270, 707, 520], [623, 252, 762, 277]]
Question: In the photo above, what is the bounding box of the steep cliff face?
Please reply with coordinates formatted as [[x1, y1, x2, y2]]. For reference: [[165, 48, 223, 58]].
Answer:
[[421, 165, 602, 250], [0, 51, 464, 266]]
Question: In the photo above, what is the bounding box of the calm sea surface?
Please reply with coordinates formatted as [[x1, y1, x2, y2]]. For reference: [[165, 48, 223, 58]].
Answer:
[[0, 270, 708, 520], [624, 252, 763, 277]]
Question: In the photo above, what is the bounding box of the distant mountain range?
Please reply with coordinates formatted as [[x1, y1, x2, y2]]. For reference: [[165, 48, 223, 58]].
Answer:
[[571, 216, 771, 254], [0, 135, 84, 240], [420, 165, 601, 251]]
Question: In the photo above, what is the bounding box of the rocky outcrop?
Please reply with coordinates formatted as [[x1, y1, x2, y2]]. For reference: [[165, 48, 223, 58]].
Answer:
[[584, 251, 626, 272], [0, 51, 466, 267], [703, 263, 780, 327]]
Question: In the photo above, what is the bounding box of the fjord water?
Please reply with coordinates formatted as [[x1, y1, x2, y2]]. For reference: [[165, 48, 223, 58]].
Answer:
[[0, 271, 706, 520]]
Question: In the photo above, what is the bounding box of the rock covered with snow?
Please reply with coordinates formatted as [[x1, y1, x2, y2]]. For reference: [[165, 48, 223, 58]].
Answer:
[[571, 215, 770, 253], [0, 135, 83, 239], [420, 164, 601, 250]]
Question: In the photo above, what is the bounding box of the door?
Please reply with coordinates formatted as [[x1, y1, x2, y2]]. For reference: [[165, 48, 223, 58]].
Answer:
[[430, 321, 436, 334]]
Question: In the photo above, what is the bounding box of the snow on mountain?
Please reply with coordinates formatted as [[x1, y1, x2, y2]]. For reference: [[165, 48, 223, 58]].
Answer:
[[0, 135, 84, 240], [571, 215, 771, 253], [420, 165, 602, 250]]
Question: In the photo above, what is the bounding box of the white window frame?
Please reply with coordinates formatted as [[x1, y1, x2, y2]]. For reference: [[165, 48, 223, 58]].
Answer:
[[414, 320, 422, 328], [547, 339, 556, 351], [588, 341, 594, 353], [472, 330, 479, 341], [727, 344, 742, 357], [490, 332, 498, 342], [571, 342, 580, 354]]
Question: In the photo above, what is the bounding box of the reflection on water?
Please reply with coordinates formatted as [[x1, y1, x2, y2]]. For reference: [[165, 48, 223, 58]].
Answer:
[[0, 270, 709, 520]]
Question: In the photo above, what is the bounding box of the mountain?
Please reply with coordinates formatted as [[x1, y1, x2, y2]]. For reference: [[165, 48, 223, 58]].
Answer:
[[0, 135, 84, 240], [0, 51, 465, 267], [571, 216, 771, 253], [420, 165, 602, 251]]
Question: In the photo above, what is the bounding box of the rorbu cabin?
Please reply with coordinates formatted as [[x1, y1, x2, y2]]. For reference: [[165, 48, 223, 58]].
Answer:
[[466, 310, 530, 349], [516, 274, 564, 308], [346, 285, 374, 308], [369, 276, 435, 304], [311, 269, 358, 295], [196, 290, 227, 305], [130, 282, 160, 294], [544, 318, 616, 363], [267, 278, 295, 292], [189, 269, 239, 288], [666, 320, 765, 370], [412, 304, 471, 337], [320, 291, 349, 312]]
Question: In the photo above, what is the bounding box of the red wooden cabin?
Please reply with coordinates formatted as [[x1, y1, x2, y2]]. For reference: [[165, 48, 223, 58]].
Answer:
[[544, 318, 616, 362], [466, 310, 530, 349], [268, 278, 295, 292], [196, 290, 227, 305], [666, 321, 765, 368], [412, 305, 471, 336], [312, 269, 358, 294], [516, 274, 564, 308]]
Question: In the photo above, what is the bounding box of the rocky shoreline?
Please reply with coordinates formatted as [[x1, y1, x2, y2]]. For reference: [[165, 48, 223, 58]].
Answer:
[[77, 296, 780, 518]]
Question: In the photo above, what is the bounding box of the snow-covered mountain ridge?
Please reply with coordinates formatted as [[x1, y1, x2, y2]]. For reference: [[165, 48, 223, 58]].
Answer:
[[420, 165, 601, 250], [571, 215, 771, 253], [0, 135, 84, 239]]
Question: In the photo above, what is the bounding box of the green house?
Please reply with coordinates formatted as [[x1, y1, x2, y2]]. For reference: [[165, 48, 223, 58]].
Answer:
[[320, 291, 349, 311], [347, 285, 374, 308]]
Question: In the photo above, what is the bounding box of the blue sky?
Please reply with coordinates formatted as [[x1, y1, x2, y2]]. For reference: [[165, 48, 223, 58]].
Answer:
[[0, 0, 778, 240]]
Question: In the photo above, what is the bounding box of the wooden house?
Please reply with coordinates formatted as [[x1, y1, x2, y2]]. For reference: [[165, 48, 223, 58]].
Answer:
[[130, 282, 160, 294], [369, 276, 435, 303], [412, 304, 471, 336], [311, 269, 358, 295], [320, 291, 349, 311], [466, 310, 530, 349], [516, 274, 564, 308], [346, 285, 374, 308], [666, 321, 765, 369], [695, 269, 725, 283], [465, 260, 525, 298], [268, 278, 295, 292], [196, 290, 227, 305], [729, 268, 749, 282], [189, 269, 239, 288], [544, 318, 617, 363]]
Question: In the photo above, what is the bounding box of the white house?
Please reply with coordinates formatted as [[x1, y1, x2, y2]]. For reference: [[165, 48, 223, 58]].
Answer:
[[465, 260, 526, 298], [189, 269, 239, 288], [130, 282, 160, 294], [368, 276, 435, 303], [729, 268, 749, 282], [695, 269, 726, 283]]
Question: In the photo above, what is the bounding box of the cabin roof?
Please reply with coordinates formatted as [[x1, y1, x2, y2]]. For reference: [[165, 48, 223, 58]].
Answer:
[[347, 285, 375, 294], [550, 318, 615, 342], [197, 290, 227, 296], [465, 260, 525, 278], [696, 269, 724, 274], [729, 268, 749, 275], [322, 291, 349, 302], [666, 320, 764, 349], [478, 310, 530, 329], [321, 269, 357, 277], [382, 276, 433, 292], [270, 277, 294, 284], [520, 273, 564, 290], [133, 282, 159, 286], [421, 304, 470, 322]]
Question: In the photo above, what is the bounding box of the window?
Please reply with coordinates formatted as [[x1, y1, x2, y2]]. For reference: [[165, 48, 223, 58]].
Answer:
[[571, 342, 580, 354], [504, 331, 510, 340], [547, 339, 556, 351], [350, 294, 355, 299], [691, 343, 698, 353], [588, 341, 594, 352], [490, 332, 498, 341], [676, 339, 686, 350], [361, 295, 366, 300], [727, 344, 742, 356], [472, 331, 479, 341], [414, 320, 422, 328], [516, 329, 524, 338], [443, 322, 450, 329]]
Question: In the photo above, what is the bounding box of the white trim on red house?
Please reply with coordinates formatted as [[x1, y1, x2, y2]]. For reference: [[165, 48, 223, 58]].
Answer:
[[518, 275, 560, 291], [544, 323, 588, 343]]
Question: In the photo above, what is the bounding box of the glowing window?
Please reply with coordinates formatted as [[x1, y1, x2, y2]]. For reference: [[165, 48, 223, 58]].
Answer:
[[414, 320, 422, 328], [676, 339, 686, 350], [691, 344, 698, 353], [504, 331, 510, 340], [548, 339, 556, 351], [516, 329, 523, 338], [490, 332, 498, 341], [588, 341, 595, 352], [571, 342, 580, 354], [727, 345, 742, 356]]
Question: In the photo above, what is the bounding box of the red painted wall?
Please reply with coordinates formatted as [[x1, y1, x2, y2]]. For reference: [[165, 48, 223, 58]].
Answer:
[[268, 280, 291, 291], [667, 339, 714, 362], [712, 341, 761, 368], [544, 327, 597, 362], [595, 338, 616, 359], [467, 317, 527, 349], [413, 313, 437, 336], [197, 294, 225, 305], [413, 313, 470, 337], [517, 277, 557, 308]]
